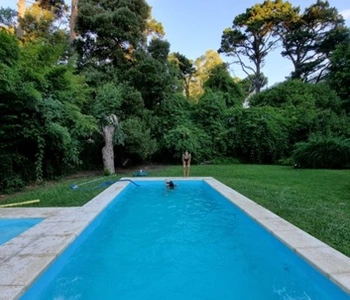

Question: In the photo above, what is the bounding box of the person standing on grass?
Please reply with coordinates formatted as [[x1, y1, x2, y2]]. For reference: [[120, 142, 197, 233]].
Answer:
[[182, 150, 191, 177]]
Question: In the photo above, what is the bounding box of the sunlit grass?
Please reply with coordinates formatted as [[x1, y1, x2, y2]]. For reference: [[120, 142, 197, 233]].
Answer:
[[1, 165, 349, 256]]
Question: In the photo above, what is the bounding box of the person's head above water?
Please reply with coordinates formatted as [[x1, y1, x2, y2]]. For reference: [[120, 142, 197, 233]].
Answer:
[[166, 180, 175, 189]]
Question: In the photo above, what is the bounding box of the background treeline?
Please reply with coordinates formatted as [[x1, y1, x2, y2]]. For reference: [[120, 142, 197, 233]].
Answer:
[[0, 0, 349, 193]]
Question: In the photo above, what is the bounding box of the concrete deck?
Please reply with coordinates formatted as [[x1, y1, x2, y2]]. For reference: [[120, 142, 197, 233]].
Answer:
[[0, 177, 349, 299]]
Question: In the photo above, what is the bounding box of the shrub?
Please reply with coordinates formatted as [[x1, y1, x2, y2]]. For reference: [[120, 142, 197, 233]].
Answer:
[[209, 157, 241, 165], [277, 157, 294, 167], [0, 175, 25, 194], [226, 107, 290, 164], [163, 123, 212, 163], [292, 135, 350, 169]]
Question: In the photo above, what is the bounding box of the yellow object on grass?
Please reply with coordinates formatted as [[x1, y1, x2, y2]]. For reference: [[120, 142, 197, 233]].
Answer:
[[0, 199, 40, 208]]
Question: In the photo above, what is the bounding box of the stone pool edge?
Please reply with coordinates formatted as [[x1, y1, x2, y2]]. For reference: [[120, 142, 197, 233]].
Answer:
[[0, 177, 348, 299]]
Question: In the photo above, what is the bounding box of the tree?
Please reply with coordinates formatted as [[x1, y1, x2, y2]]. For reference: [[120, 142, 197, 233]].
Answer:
[[75, 0, 149, 69], [16, 0, 26, 37], [203, 63, 244, 107], [0, 7, 17, 32], [193, 90, 229, 158], [147, 38, 170, 62], [0, 29, 19, 66], [145, 7, 165, 39], [225, 107, 290, 163], [121, 117, 157, 161], [237, 73, 268, 108], [278, 0, 348, 83], [0, 30, 95, 190], [170, 52, 195, 98], [219, 0, 296, 93], [189, 49, 223, 100], [327, 42, 350, 114], [69, 0, 78, 43], [16, 0, 69, 43], [249, 79, 346, 145], [91, 83, 123, 174], [125, 50, 175, 109], [36, 0, 67, 18], [163, 123, 211, 163]]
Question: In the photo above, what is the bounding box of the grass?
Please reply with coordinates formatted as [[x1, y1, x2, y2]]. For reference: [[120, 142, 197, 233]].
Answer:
[[1, 164, 349, 257]]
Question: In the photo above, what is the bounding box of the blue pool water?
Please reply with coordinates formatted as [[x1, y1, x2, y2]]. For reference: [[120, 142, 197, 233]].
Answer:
[[0, 218, 43, 245], [21, 181, 349, 299]]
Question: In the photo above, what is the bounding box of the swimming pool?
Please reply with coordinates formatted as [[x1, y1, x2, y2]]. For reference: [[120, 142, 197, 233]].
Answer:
[[0, 218, 43, 245], [19, 180, 350, 299]]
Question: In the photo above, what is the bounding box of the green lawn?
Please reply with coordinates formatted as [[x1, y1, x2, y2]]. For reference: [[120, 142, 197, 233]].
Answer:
[[1, 164, 349, 257]]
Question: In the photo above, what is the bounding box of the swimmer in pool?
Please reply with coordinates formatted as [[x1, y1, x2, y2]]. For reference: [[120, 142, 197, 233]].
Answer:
[[165, 180, 176, 189]]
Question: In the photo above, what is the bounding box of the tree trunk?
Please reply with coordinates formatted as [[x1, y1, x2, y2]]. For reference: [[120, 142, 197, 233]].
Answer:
[[69, 0, 78, 43], [16, 0, 26, 38], [102, 124, 116, 174]]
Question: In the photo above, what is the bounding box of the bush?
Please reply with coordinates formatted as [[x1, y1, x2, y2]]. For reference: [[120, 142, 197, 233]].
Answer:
[[250, 80, 342, 113], [0, 175, 25, 194], [277, 157, 294, 167], [209, 157, 241, 165], [292, 135, 350, 169], [163, 123, 212, 163], [226, 107, 290, 164]]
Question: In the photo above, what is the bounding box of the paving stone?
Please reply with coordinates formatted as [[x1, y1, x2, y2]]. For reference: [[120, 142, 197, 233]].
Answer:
[[0, 235, 38, 259], [274, 228, 327, 250], [296, 246, 350, 275], [0, 285, 24, 300], [23, 220, 89, 237], [19, 234, 76, 256], [330, 273, 350, 295], [258, 217, 299, 232], [0, 254, 55, 286]]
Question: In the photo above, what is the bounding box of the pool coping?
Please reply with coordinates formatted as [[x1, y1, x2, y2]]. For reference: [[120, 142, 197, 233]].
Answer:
[[0, 177, 349, 299]]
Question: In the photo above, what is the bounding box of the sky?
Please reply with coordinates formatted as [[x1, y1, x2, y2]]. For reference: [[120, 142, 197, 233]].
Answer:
[[148, 0, 350, 86], [2, 0, 350, 86]]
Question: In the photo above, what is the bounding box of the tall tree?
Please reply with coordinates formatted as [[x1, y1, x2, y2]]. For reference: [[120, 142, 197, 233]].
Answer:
[[90, 83, 123, 174], [0, 30, 95, 189], [145, 7, 165, 39], [16, 0, 69, 43], [327, 42, 350, 114], [69, 0, 78, 43], [36, 0, 67, 18], [16, 0, 26, 37], [0, 7, 17, 32], [74, 0, 150, 172], [125, 43, 175, 109], [203, 63, 244, 107], [75, 0, 150, 69], [170, 52, 195, 98], [278, 0, 347, 83], [219, 0, 296, 93], [189, 50, 223, 100]]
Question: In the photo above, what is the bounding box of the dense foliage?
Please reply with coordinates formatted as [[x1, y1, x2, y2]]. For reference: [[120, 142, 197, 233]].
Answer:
[[292, 135, 350, 169], [0, 0, 349, 192]]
